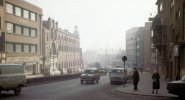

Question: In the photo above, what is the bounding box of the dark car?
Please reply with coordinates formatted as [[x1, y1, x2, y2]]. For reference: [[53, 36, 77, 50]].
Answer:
[[80, 68, 100, 84], [167, 76, 185, 98]]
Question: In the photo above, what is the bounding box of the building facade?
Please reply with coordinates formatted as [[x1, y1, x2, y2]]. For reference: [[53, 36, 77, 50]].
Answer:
[[57, 26, 83, 74], [151, 0, 185, 80], [42, 18, 83, 75], [126, 22, 152, 71], [0, 0, 42, 75], [126, 27, 140, 67]]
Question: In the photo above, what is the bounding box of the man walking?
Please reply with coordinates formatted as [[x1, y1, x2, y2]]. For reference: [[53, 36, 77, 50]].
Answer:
[[132, 67, 140, 91]]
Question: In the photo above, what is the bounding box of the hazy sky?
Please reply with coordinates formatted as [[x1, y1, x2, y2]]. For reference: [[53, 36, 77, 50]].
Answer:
[[26, 0, 156, 51]]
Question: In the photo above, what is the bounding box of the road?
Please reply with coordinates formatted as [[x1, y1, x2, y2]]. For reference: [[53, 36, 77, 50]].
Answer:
[[0, 76, 179, 100]]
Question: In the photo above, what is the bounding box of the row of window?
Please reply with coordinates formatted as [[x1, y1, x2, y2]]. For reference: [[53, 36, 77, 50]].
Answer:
[[6, 42, 37, 53], [58, 36, 79, 43], [6, 3, 37, 21], [6, 22, 37, 37], [58, 45, 80, 52], [59, 61, 81, 68]]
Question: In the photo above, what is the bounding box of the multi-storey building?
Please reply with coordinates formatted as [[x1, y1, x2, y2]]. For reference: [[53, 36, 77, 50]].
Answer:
[[57, 26, 83, 74], [151, 0, 169, 79], [42, 18, 83, 75], [126, 27, 140, 67], [0, 0, 42, 75], [152, 0, 185, 80], [126, 22, 152, 71]]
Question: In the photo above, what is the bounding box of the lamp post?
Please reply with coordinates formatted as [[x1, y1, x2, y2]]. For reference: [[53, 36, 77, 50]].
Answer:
[[131, 38, 137, 69], [99, 49, 114, 68]]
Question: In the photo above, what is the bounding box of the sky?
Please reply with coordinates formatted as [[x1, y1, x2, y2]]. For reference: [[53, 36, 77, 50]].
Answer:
[[26, 0, 156, 52]]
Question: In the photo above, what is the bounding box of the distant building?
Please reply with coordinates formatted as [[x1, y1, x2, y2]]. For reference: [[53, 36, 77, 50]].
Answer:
[[126, 22, 152, 71], [83, 50, 97, 67], [126, 27, 140, 68], [0, 0, 42, 75]]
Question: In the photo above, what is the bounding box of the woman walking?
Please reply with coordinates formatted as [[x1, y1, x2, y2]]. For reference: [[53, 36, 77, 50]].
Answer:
[[132, 67, 139, 91], [152, 70, 160, 94]]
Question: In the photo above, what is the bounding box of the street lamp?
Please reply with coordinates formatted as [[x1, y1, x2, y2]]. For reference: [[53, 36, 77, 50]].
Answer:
[[99, 49, 114, 67], [131, 38, 137, 69]]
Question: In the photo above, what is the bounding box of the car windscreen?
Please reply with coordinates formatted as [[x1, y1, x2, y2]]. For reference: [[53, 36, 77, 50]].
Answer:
[[182, 76, 185, 81], [0, 65, 24, 74], [84, 70, 95, 74], [110, 69, 123, 73]]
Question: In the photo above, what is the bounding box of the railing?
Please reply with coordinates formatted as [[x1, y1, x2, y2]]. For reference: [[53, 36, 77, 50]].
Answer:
[[26, 74, 81, 86]]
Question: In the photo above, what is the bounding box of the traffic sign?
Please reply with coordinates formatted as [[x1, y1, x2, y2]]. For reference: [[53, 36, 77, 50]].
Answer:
[[122, 56, 127, 62]]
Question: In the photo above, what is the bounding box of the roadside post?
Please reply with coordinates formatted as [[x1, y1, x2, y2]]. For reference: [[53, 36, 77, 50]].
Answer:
[[122, 56, 127, 87]]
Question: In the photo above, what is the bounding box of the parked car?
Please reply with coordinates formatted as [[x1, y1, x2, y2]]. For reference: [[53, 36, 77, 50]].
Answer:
[[0, 64, 26, 95], [167, 76, 185, 98], [109, 68, 127, 84], [80, 68, 100, 84], [99, 68, 107, 76]]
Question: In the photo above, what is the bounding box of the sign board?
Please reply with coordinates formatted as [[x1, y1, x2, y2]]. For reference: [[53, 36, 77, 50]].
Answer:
[[122, 56, 127, 62]]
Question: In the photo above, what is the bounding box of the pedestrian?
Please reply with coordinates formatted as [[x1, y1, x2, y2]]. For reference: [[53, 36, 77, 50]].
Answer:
[[132, 67, 139, 91], [152, 70, 160, 94]]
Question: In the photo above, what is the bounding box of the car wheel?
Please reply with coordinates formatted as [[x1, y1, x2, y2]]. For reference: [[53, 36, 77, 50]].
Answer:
[[14, 86, 21, 96], [81, 80, 83, 84], [96, 80, 99, 84], [110, 81, 113, 84], [178, 92, 185, 99]]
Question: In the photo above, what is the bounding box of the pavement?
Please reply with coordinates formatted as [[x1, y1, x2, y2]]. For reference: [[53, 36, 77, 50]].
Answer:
[[114, 72, 178, 98], [26, 74, 44, 79]]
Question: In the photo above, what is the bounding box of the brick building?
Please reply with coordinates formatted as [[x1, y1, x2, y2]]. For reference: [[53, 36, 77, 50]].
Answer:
[[151, 0, 185, 80]]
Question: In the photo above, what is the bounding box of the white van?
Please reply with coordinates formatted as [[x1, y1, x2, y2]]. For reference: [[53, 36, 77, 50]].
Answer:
[[0, 64, 26, 95]]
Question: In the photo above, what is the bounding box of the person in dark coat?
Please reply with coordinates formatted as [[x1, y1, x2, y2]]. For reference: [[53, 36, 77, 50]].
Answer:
[[132, 67, 139, 91], [152, 70, 160, 94]]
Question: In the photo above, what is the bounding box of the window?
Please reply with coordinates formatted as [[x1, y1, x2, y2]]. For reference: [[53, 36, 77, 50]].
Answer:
[[23, 44, 29, 53], [31, 45, 36, 53], [15, 44, 22, 52], [30, 12, 36, 21], [0, 17, 1, 29], [176, 10, 181, 20], [6, 43, 14, 52], [6, 23, 13, 33], [30, 29, 36, 37], [15, 7, 22, 17], [6, 3, 13, 14], [23, 9, 29, 19], [15, 25, 22, 34], [159, 2, 163, 12], [23, 27, 30, 36], [170, 0, 174, 8]]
